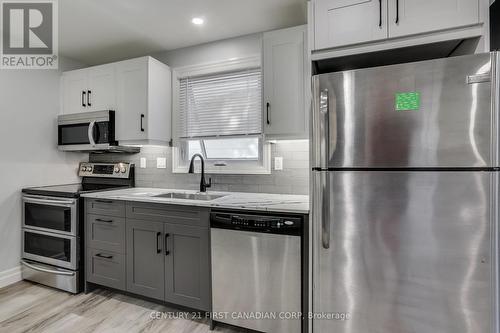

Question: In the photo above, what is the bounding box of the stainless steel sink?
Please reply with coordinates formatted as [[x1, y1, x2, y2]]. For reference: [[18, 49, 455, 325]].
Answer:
[[153, 192, 226, 201]]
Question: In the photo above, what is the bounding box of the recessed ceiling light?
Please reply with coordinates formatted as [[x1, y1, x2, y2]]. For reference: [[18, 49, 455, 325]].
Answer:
[[192, 17, 204, 25]]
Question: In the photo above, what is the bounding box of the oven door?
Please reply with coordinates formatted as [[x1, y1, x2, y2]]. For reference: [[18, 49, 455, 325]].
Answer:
[[23, 195, 78, 236], [22, 229, 78, 270]]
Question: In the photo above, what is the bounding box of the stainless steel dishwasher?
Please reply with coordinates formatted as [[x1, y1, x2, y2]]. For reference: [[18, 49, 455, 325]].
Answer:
[[210, 211, 303, 333]]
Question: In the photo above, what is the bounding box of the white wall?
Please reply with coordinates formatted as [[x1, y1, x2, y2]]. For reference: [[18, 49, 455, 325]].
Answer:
[[0, 58, 86, 283], [152, 32, 262, 68]]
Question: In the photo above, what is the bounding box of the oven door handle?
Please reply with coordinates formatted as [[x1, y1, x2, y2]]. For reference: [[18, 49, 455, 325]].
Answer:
[[21, 260, 75, 276], [23, 196, 76, 206], [88, 121, 96, 146]]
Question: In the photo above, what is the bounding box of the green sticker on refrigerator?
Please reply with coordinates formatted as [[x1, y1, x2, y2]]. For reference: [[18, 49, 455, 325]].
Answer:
[[395, 92, 420, 111]]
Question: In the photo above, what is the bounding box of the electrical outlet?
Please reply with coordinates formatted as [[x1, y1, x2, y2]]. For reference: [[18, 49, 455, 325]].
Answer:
[[156, 157, 167, 169], [140, 157, 147, 168], [274, 157, 283, 171]]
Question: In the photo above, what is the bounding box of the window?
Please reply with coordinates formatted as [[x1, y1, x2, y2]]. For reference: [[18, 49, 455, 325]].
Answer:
[[172, 60, 270, 174], [186, 137, 260, 160]]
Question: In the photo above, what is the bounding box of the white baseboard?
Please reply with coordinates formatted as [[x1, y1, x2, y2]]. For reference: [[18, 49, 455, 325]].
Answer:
[[0, 266, 22, 289]]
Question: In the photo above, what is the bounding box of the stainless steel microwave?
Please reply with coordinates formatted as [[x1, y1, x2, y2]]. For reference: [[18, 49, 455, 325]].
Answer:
[[57, 110, 138, 153]]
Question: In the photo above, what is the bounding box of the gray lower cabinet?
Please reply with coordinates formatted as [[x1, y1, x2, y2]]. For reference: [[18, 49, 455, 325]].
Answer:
[[87, 198, 126, 217], [164, 223, 210, 311], [87, 248, 126, 290], [126, 219, 165, 301], [87, 214, 126, 253], [86, 200, 211, 311]]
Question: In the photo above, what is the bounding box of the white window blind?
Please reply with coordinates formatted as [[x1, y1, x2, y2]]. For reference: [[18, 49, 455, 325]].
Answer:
[[178, 68, 262, 138]]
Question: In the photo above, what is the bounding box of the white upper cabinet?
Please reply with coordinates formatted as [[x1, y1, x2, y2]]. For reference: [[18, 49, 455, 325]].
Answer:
[[61, 64, 115, 114], [115, 57, 171, 145], [61, 70, 88, 114], [61, 57, 171, 145], [86, 64, 116, 112], [314, 0, 388, 50], [387, 0, 480, 38], [263, 25, 308, 139], [115, 58, 149, 143], [312, 0, 481, 51]]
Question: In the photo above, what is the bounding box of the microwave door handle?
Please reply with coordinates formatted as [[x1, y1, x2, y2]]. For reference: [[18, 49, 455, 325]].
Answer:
[[21, 260, 75, 276], [88, 121, 96, 146]]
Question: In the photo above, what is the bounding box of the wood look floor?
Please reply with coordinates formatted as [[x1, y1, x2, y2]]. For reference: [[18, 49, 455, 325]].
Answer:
[[0, 281, 246, 333]]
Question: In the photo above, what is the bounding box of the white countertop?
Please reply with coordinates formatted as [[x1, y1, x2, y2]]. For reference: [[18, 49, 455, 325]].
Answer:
[[82, 187, 309, 214]]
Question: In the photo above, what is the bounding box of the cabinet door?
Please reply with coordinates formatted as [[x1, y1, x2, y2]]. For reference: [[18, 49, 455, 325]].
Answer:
[[87, 64, 116, 112], [314, 0, 388, 50], [61, 70, 87, 114], [115, 58, 149, 142], [126, 219, 165, 301], [164, 223, 210, 311], [388, 0, 479, 38], [264, 26, 308, 138], [87, 248, 126, 291], [87, 214, 126, 254]]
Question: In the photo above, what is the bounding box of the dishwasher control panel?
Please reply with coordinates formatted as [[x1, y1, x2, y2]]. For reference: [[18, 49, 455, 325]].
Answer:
[[210, 211, 303, 236]]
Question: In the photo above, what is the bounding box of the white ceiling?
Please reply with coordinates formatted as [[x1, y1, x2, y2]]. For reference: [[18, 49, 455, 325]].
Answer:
[[59, 0, 307, 65]]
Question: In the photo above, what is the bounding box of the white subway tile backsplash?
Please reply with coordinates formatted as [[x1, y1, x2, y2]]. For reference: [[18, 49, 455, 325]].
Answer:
[[90, 140, 309, 195]]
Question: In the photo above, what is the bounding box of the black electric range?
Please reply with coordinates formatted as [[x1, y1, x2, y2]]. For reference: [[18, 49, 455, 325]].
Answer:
[[22, 162, 135, 198], [20, 162, 134, 293]]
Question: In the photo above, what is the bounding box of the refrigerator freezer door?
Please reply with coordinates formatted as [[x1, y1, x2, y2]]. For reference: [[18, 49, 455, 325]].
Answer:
[[313, 171, 494, 333], [313, 53, 497, 168]]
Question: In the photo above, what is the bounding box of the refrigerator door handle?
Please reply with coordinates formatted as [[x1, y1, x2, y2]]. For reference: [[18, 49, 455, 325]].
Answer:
[[319, 89, 330, 168], [314, 171, 330, 249], [321, 172, 330, 249], [466, 73, 491, 84]]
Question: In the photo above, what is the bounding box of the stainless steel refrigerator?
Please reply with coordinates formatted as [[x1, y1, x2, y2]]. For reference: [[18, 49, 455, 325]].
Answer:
[[311, 52, 499, 333]]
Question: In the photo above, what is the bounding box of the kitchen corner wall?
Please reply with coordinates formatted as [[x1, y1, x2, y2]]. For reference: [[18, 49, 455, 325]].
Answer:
[[91, 33, 310, 195], [90, 140, 309, 195], [0, 57, 87, 279]]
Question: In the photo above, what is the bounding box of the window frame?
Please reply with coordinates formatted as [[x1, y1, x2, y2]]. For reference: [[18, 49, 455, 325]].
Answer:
[[172, 136, 271, 175], [171, 56, 271, 175]]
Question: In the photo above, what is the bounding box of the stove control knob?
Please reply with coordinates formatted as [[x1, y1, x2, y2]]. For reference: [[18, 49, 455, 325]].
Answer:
[[284, 221, 294, 226], [114, 167, 120, 173], [120, 166, 127, 173]]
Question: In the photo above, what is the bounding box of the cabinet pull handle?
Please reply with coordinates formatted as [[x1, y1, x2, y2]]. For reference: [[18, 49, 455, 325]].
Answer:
[[395, 0, 399, 24], [266, 102, 270, 125], [95, 199, 113, 204], [165, 233, 170, 255], [87, 90, 92, 107], [379, 0, 382, 27], [156, 232, 161, 254], [95, 218, 113, 223], [95, 253, 113, 259], [82, 91, 86, 107], [140, 114, 145, 132]]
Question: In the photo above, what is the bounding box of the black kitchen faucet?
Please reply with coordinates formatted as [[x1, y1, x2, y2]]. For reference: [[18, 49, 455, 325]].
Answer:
[[188, 154, 212, 193]]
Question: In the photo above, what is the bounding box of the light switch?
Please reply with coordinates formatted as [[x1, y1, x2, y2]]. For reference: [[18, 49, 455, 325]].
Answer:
[[274, 157, 283, 170], [156, 157, 167, 169], [140, 157, 147, 168]]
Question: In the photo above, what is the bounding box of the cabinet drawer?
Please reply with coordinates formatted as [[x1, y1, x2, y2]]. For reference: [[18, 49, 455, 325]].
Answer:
[[86, 198, 125, 217], [86, 248, 126, 291], [87, 214, 126, 253], [126, 202, 209, 227]]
